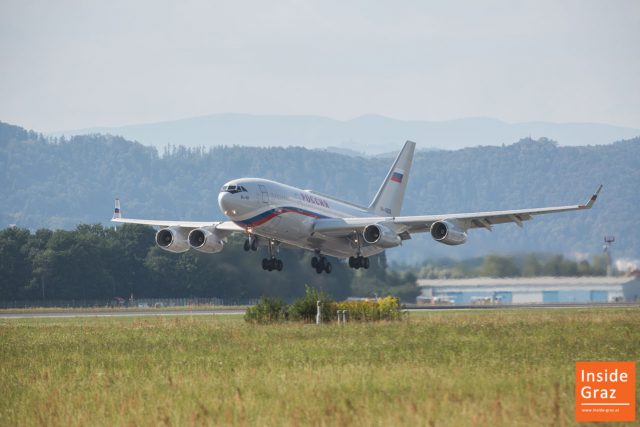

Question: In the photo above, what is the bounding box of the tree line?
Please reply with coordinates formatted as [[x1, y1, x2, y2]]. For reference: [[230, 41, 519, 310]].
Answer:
[[415, 253, 609, 279], [0, 224, 419, 303], [0, 223, 615, 305]]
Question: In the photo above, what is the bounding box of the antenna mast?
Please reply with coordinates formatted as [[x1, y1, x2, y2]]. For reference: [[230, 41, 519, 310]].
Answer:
[[603, 236, 615, 276]]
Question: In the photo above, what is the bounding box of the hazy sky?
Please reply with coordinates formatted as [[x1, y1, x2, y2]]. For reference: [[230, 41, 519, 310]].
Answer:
[[1, 0, 639, 132]]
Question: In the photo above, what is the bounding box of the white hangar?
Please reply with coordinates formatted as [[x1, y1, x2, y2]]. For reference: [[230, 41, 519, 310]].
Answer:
[[417, 275, 640, 305]]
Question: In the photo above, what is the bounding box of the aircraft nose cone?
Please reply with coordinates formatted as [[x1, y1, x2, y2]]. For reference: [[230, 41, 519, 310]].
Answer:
[[218, 191, 235, 216]]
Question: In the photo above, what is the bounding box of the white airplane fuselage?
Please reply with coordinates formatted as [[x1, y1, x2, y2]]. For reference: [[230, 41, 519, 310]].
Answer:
[[218, 178, 383, 258]]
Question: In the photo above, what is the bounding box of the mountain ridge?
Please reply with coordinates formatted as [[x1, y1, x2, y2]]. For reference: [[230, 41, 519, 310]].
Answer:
[[53, 113, 640, 154]]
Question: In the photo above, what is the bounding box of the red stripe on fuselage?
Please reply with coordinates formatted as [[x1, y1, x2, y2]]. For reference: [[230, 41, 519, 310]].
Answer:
[[244, 208, 322, 228]]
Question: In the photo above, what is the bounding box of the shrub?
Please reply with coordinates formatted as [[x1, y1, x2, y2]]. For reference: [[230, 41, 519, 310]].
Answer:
[[244, 296, 288, 324], [244, 291, 403, 324], [288, 285, 335, 323], [336, 296, 402, 321]]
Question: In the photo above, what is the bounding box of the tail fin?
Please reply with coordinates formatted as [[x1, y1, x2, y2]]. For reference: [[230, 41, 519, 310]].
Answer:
[[368, 141, 416, 217], [113, 198, 122, 219]]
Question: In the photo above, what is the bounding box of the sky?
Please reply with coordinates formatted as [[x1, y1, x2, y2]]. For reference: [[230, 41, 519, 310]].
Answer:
[[1, 0, 639, 132]]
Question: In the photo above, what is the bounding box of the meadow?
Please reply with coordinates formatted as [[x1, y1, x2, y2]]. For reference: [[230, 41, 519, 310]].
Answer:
[[1, 308, 639, 426]]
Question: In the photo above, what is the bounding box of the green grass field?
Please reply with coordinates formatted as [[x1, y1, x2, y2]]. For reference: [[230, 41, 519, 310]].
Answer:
[[1, 309, 639, 426]]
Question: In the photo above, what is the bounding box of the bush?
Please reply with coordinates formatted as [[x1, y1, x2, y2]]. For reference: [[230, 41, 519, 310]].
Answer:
[[288, 285, 335, 323], [335, 296, 403, 321], [244, 297, 288, 324], [244, 291, 403, 324]]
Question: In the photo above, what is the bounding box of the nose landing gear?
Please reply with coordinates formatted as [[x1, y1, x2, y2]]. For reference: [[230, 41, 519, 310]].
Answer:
[[243, 235, 259, 251]]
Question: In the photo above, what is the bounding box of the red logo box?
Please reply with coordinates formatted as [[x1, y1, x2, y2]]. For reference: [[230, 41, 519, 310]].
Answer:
[[576, 361, 635, 422]]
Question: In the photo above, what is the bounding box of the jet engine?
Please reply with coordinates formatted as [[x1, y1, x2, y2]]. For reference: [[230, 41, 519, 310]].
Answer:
[[188, 228, 225, 254], [430, 220, 468, 245], [155, 227, 190, 253], [362, 223, 401, 248]]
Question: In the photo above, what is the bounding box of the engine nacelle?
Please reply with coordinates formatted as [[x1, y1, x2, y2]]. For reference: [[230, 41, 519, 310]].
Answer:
[[155, 227, 190, 253], [188, 228, 225, 254], [362, 223, 401, 248], [430, 220, 468, 245]]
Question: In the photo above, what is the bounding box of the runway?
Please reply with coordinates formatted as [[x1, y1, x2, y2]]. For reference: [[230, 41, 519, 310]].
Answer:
[[0, 303, 636, 319], [0, 308, 245, 319]]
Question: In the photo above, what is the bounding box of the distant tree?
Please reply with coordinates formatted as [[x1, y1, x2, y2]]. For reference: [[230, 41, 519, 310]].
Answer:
[[478, 255, 519, 277], [350, 253, 419, 302], [0, 228, 32, 300], [589, 254, 608, 276], [522, 254, 542, 277]]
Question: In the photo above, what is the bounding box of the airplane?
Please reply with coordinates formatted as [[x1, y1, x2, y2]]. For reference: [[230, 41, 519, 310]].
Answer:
[[112, 141, 602, 274]]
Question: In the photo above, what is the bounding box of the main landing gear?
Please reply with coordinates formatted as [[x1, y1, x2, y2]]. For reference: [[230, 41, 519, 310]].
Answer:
[[262, 257, 283, 272], [347, 231, 369, 270], [311, 255, 332, 274], [261, 239, 283, 272], [348, 256, 370, 270]]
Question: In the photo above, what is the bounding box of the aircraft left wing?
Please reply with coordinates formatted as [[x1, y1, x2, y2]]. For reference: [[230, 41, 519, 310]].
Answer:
[[110, 199, 244, 232], [313, 185, 602, 237]]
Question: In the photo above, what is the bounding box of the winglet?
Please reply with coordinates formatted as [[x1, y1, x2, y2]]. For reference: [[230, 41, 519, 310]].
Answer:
[[583, 185, 603, 209], [113, 198, 122, 219]]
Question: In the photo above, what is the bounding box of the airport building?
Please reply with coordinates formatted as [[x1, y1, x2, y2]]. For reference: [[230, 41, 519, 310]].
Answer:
[[417, 274, 640, 305]]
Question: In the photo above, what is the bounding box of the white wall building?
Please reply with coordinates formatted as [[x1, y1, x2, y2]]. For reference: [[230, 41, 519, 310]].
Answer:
[[417, 275, 640, 305]]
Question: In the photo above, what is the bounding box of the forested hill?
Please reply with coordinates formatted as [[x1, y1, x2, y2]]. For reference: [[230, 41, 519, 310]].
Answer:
[[1, 121, 639, 260]]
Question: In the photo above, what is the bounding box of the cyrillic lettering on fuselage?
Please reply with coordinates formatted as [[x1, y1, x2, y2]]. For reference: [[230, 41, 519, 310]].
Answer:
[[300, 193, 329, 208]]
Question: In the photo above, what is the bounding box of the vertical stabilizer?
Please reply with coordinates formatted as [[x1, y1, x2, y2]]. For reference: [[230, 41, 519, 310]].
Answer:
[[368, 141, 416, 216]]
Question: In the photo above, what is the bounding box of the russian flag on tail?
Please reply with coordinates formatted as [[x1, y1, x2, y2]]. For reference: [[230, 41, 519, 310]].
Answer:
[[390, 171, 403, 183]]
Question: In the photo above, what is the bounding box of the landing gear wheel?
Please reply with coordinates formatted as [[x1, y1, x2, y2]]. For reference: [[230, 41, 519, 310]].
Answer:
[[311, 254, 332, 274], [262, 257, 283, 272], [250, 238, 258, 251], [348, 256, 369, 269], [244, 239, 251, 251]]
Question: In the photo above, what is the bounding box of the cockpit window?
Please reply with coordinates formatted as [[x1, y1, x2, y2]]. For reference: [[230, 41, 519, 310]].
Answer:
[[221, 185, 247, 194]]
